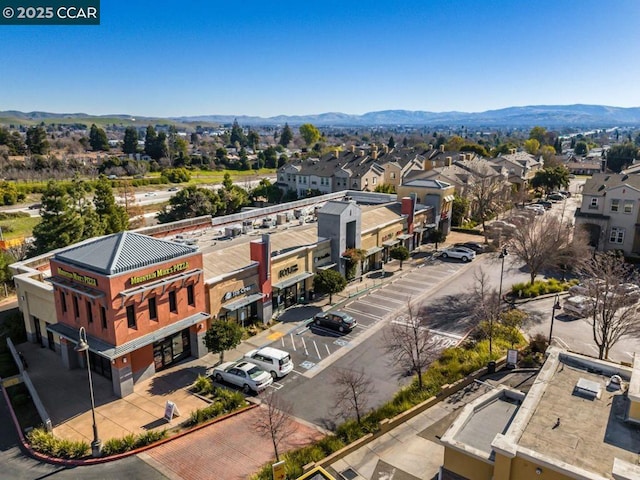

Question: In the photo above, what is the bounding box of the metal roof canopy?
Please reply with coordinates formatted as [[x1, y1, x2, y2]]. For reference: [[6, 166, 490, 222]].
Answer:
[[397, 234, 412, 240], [119, 269, 203, 304], [365, 246, 383, 255], [48, 276, 105, 300], [222, 293, 265, 311], [382, 239, 400, 247], [47, 311, 210, 360], [316, 263, 337, 271], [272, 271, 314, 290]]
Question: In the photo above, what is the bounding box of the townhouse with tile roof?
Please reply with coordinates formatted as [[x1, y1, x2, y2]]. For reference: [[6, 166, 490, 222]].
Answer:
[[492, 150, 543, 190]]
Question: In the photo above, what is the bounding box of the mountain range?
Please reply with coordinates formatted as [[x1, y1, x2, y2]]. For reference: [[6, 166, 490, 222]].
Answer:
[[2, 104, 640, 128]]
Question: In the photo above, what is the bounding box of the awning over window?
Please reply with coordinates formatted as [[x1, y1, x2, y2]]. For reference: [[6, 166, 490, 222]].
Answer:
[[48, 276, 105, 300], [316, 263, 337, 271], [222, 293, 265, 311], [272, 271, 314, 290], [397, 234, 412, 240], [47, 311, 210, 360], [444, 195, 455, 202], [382, 239, 400, 247], [366, 246, 384, 256]]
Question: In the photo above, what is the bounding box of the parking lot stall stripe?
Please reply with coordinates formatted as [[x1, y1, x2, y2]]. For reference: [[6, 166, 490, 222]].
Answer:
[[301, 337, 309, 356], [314, 341, 321, 359], [325, 344, 331, 356]]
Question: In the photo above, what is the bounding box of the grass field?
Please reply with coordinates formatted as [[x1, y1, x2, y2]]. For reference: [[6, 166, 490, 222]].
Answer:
[[0, 215, 39, 240]]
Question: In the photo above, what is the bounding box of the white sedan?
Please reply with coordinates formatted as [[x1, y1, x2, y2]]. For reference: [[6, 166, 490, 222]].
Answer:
[[440, 246, 476, 262], [211, 361, 273, 394]]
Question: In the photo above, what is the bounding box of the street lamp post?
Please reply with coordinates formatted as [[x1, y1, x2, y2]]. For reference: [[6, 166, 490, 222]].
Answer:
[[498, 247, 508, 306], [75, 327, 101, 457], [548, 294, 562, 347]]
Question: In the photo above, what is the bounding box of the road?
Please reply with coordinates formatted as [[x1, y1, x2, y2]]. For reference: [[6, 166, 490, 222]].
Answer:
[[0, 174, 277, 215], [260, 252, 532, 427]]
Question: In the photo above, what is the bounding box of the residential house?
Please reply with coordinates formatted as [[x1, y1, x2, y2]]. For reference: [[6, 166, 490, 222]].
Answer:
[[574, 173, 640, 254], [492, 150, 543, 190]]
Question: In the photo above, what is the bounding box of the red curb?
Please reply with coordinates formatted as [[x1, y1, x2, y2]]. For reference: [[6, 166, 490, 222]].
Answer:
[[0, 384, 258, 467]]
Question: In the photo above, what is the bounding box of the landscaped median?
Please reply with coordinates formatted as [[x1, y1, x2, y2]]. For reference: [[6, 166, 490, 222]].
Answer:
[[2, 373, 255, 465], [251, 331, 535, 480]]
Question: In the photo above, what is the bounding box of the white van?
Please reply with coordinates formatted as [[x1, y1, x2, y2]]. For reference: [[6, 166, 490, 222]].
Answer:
[[243, 347, 293, 379]]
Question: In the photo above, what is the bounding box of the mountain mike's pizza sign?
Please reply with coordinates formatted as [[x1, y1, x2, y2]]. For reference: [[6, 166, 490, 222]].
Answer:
[[130, 262, 189, 286]]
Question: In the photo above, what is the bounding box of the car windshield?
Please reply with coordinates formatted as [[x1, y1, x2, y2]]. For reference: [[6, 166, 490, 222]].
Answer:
[[247, 366, 263, 379]]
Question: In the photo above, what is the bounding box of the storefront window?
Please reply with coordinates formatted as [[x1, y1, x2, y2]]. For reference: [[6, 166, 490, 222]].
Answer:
[[153, 329, 191, 371]]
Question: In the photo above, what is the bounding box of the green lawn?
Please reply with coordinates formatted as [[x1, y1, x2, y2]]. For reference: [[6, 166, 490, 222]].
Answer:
[[0, 215, 39, 240]]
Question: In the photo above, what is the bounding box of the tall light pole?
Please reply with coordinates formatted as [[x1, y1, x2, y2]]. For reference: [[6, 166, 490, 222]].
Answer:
[[75, 327, 101, 457], [548, 294, 562, 346], [498, 247, 508, 306]]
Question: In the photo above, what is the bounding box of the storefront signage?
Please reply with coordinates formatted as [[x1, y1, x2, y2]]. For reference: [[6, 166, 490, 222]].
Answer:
[[382, 233, 393, 242], [223, 284, 255, 302], [57, 267, 98, 287], [130, 262, 189, 286], [314, 252, 330, 264], [278, 264, 299, 279]]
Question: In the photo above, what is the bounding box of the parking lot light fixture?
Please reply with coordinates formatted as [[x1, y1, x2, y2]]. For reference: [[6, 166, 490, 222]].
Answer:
[[548, 294, 562, 346], [498, 247, 508, 305], [75, 327, 101, 457]]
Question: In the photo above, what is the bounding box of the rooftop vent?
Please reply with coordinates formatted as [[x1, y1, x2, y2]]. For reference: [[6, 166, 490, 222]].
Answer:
[[574, 378, 602, 400], [607, 374, 623, 391]]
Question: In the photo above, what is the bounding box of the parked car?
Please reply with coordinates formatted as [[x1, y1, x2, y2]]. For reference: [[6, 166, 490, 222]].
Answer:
[[168, 186, 179, 192], [548, 193, 566, 201], [524, 205, 545, 215], [440, 246, 476, 262], [563, 295, 595, 318], [211, 360, 273, 393], [489, 220, 517, 232], [533, 200, 553, 210], [28, 203, 42, 210], [144, 192, 157, 197], [243, 347, 293, 379], [313, 311, 357, 333], [559, 190, 572, 198], [454, 242, 487, 254]]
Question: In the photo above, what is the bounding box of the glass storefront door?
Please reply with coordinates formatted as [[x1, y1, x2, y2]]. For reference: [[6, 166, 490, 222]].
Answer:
[[153, 329, 191, 371]]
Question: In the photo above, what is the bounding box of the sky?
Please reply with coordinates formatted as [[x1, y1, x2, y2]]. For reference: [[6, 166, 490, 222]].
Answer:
[[1, 0, 639, 118]]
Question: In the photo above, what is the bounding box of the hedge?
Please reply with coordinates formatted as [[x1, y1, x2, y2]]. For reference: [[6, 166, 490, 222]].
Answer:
[[510, 278, 578, 298], [27, 428, 89, 459], [101, 429, 168, 456]]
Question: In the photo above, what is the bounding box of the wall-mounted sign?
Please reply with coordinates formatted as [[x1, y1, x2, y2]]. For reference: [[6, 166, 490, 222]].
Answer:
[[57, 267, 98, 287], [130, 261, 189, 286], [382, 233, 393, 242], [314, 252, 330, 264], [223, 284, 255, 302], [278, 264, 299, 279]]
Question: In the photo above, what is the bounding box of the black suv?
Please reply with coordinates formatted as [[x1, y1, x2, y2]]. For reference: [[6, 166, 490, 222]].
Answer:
[[313, 311, 357, 333]]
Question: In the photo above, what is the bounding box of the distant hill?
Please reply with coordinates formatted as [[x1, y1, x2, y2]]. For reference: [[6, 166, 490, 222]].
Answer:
[[176, 105, 640, 127], [2, 104, 640, 128]]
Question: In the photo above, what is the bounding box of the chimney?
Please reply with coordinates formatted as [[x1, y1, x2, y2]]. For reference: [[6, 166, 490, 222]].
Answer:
[[383, 145, 389, 154], [424, 159, 434, 171], [359, 150, 365, 157], [466, 153, 472, 160], [350, 145, 355, 153], [510, 148, 517, 155], [372, 149, 378, 160], [439, 144, 445, 153], [446, 156, 452, 167], [459, 154, 465, 162], [335, 149, 340, 159], [428, 144, 433, 150]]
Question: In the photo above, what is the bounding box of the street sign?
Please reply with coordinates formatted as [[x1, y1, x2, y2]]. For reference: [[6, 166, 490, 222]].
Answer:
[[507, 349, 518, 366], [164, 401, 180, 421], [272, 460, 286, 480]]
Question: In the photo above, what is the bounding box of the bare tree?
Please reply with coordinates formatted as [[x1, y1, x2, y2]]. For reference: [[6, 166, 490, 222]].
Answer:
[[384, 299, 437, 389], [473, 267, 502, 356], [332, 367, 375, 425], [580, 252, 640, 359], [253, 390, 296, 462], [466, 164, 509, 243], [507, 213, 588, 284]]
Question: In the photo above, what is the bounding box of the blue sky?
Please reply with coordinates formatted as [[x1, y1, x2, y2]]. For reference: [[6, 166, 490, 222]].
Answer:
[[1, 0, 639, 117]]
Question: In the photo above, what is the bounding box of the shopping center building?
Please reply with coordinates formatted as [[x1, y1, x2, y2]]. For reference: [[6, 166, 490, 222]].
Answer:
[[11, 191, 446, 397]]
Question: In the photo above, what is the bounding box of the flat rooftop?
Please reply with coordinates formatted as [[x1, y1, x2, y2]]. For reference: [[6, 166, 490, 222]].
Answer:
[[518, 356, 640, 478], [454, 395, 520, 456]]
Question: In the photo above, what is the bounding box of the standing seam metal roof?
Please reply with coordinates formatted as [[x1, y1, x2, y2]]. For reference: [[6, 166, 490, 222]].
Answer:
[[54, 232, 197, 275]]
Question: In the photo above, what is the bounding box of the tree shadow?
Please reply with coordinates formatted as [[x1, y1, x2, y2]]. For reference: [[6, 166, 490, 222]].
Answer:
[[417, 293, 477, 333], [143, 366, 201, 396], [277, 305, 323, 324]]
